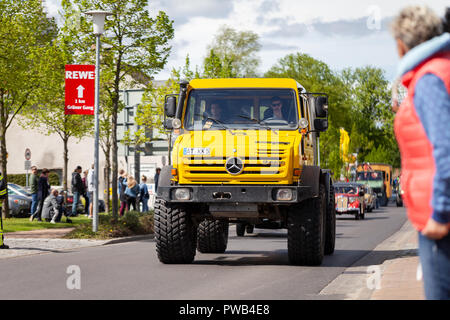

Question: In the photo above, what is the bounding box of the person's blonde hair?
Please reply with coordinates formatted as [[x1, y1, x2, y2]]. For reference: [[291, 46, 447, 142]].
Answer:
[[391, 5, 443, 49], [127, 176, 136, 188]]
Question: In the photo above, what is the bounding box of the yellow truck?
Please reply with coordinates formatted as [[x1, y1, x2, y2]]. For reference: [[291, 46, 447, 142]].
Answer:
[[356, 163, 392, 206], [155, 78, 335, 266]]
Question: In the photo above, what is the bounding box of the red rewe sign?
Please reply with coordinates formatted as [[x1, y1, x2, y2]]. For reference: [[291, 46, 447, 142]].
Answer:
[[65, 65, 95, 115]]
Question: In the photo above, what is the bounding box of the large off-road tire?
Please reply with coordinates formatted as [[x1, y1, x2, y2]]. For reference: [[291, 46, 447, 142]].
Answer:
[[246, 224, 254, 234], [236, 222, 246, 237], [324, 184, 336, 255], [287, 184, 326, 266], [154, 197, 197, 264], [197, 219, 229, 253]]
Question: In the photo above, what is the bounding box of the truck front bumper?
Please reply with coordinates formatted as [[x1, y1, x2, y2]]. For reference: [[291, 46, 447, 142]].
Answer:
[[157, 185, 313, 204]]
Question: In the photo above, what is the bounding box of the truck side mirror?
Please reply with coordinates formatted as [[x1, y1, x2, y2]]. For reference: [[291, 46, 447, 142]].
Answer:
[[163, 118, 173, 130], [314, 118, 328, 132], [314, 96, 328, 118], [164, 96, 177, 118]]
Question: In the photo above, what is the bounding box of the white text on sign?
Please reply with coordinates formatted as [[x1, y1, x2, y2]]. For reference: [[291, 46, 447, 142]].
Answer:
[[65, 71, 95, 80]]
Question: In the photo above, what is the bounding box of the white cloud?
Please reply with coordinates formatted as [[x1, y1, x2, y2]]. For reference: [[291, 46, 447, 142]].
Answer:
[[40, 0, 450, 81]]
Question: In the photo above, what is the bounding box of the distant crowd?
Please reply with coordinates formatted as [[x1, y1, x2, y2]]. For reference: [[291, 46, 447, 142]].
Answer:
[[28, 165, 161, 223]]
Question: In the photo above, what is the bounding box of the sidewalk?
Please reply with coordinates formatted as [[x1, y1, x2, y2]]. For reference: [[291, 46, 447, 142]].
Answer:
[[1, 228, 153, 260], [370, 222, 424, 300], [320, 219, 424, 300]]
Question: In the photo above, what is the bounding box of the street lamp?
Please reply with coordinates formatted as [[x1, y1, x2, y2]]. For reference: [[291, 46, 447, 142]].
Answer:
[[84, 10, 112, 232]]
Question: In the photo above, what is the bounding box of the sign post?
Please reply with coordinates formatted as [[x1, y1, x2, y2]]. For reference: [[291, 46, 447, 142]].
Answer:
[[25, 149, 31, 188], [65, 65, 95, 115]]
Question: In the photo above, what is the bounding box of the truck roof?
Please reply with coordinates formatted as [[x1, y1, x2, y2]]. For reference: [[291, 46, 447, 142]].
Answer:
[[188, 78, 305, 92]]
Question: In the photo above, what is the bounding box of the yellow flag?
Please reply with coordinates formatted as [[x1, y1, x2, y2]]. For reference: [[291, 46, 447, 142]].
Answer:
[[340, 128, 350, 162]]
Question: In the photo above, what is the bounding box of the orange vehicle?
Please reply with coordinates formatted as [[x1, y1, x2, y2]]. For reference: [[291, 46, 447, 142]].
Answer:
[[356, 163, 392, 206]]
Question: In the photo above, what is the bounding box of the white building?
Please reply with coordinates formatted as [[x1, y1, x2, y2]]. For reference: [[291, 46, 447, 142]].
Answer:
[[5, 84, 170, 202]]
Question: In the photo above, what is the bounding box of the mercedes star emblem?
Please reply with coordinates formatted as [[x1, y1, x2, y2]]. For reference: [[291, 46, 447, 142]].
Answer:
[[225, 157, 244, 175]]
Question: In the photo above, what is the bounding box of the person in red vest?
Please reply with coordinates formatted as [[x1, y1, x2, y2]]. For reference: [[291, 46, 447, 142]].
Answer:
[[391, 6, 450, 299]]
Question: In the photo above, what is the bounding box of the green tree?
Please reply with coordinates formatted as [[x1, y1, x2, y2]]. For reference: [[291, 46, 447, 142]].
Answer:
[[0, 0, 57, 217], [19, 38, 94, 200], [341, 67, 399, 167], [265, 53, 350, 178], [62, 0, 174, 218], [206, 25, 261, 77]]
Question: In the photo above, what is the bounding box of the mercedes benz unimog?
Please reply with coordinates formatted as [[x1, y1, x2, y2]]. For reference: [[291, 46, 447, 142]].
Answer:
[[154, 78, 335, 266]]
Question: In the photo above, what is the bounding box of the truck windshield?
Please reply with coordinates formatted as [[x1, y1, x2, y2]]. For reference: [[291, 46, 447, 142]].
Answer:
[[356, 171, 383, 181], [183, 89, 298, 130]]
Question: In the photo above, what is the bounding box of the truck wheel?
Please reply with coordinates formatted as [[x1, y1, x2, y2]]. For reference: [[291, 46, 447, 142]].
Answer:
[[246, 224, 254, 234], [197, 219, 229, 253], [236, 222, 246, 237], [324, 184, 336, 255], [360, 205, 365, 220], [154, 197, 197, 264], [288, 184, 326, 266]]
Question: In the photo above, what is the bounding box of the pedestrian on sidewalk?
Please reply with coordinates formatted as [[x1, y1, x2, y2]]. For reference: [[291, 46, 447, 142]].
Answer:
[[125, 176, 139, 212], [139, 175, 150, 213], [82, 170, 90, 215], [154, 167, 161, 194], [118, 169, 127, 217], [87, 164, 94, 219], [71, 166, 84, 217], [29, 166, 39, 216], [30, 168, 50, 222], [391, 5, 450, 300]]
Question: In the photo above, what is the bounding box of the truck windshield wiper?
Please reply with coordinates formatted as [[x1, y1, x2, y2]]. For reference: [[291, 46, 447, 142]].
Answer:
[[195, 113, 234, 134], [238, 115, 277, 134]]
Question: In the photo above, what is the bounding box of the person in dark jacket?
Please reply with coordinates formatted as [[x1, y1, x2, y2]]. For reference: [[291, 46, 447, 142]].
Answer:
[[139, 175, 150, 212], [30, 168, 50, 222], [118, 169, 128, 217], [154, 168, 161, 194], [29, 166, 39, 216], [82, 170, 90, 215], [71, 166, 84, 217]]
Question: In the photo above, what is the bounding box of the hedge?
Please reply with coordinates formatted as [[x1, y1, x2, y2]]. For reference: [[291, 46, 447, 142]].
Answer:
[[7, 172, 60, 186]]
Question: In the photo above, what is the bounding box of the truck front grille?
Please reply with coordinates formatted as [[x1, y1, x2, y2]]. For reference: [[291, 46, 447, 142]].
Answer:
[[180, 148, 289, 184]]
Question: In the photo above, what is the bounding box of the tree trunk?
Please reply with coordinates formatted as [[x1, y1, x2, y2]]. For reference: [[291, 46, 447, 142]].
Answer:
[[105, 145, 111, 214], [0, 94, 9, 219], [111, 110, 118, 219], [0, 135, 9, 219], [63, 136, 69, 203]]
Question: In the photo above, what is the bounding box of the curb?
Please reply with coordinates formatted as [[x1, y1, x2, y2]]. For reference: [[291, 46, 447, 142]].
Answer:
[[319, 219, 420, 299], [102, 233, 155, 245]]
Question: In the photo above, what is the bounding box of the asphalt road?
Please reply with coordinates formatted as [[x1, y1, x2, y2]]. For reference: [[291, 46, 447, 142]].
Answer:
[[0, 203, 407, 300]]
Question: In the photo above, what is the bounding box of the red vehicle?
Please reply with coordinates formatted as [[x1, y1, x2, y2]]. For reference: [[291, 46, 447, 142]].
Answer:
[[334, 182, 366, 220]]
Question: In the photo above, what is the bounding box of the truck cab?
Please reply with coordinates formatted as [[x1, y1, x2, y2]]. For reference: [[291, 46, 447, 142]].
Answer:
[[154, 78, 335, 266]]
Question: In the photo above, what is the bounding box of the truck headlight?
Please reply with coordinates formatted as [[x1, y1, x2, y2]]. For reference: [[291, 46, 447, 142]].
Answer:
[[276, 189, 293, 201], [174, 188, 191, 200]]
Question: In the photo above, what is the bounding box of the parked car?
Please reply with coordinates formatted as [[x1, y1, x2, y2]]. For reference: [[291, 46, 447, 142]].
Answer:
[[7, 184, 32, 217], [334, 182, 366, 220], [362, 184, 377, 212]]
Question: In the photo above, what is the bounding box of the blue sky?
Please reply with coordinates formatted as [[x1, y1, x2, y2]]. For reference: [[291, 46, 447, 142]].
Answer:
[[45, 0, 449, 82]]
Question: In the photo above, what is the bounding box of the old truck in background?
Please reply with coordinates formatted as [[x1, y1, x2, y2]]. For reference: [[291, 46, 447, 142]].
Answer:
[[356, 163, 392, 206]]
